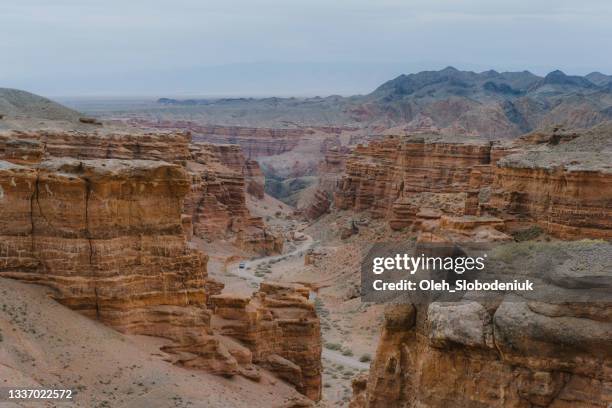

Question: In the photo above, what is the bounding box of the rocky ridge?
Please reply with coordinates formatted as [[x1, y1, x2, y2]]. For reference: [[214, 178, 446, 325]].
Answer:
[[95, 68, 612, 137]]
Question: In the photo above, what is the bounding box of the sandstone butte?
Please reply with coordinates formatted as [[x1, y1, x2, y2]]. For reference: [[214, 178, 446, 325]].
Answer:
[[331, 126, 611, 407], [0, 130, 322, 401]]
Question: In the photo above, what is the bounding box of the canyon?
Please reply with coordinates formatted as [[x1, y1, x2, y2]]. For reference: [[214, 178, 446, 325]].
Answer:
[[0, 129, 321, 404], [116, 119, 365, 208], [1, 78, 611, 408], [329, 125, 612, 407], [75, 112, 610, 407]]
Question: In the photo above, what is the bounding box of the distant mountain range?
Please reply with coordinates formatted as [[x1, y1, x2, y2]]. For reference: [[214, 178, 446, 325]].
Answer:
[[158, 67, 612, 138]]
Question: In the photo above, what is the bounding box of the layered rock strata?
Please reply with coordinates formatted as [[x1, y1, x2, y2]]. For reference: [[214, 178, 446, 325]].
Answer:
[[190, 142, 265, 199], [302, 146, 351, 220], [211, 282, 322, 401], [335, 136, 493, 219], [351, 244, 612, 408], [187, 143, 282, 254], [124, 120, 357, 158], [0, 135, 44, 164], [335, 133, 611, 239], [6, 130, 192, 163], [0, 158, 236, 374], [0, 131, 318, 399], [488, 152, 612, 239], [0, 131, 280, 255]]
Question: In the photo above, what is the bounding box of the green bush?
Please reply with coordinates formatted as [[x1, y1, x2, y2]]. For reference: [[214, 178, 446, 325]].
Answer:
[[512, 225, 544, 242], [359, 353, 372, 363], [324, 342, 342, 351]]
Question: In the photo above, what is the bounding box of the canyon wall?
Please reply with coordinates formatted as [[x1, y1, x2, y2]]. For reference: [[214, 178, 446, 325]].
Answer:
[[302, 146, 351, 220], [487, 153, 612, 239], [0, 131, 316, 400], [0, 157, 237, 374], [351, 264, 612, 407], [2, 130, 281, 255], [211, 282, 322, 400], [193, 125, 305, 157], [334, 134, 611, 239], [0, 135, 44, 164], [190, 142, 265, 199], [6, 130, 192, 163], [334, 136, 497, 238], [124, 120, 356, 158], [187, 142, 282, 254], [341, 127, 611, 407]]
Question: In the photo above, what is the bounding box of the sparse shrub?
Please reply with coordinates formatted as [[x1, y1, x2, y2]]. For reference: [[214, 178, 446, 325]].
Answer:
[[324, 342, 342, 351], [512, 225, 544, 242], [359, 353, 372, 363], [341, 348, 353, 357]]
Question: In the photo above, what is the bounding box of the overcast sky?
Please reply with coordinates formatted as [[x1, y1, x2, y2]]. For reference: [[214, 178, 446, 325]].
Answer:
[[2, 0, 612, 97]]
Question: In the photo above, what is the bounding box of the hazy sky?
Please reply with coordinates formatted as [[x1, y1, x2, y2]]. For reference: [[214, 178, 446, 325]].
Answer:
[[3, 0, 612, 96]]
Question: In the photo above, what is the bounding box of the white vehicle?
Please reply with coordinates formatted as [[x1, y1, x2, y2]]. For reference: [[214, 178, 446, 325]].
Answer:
[[239, 262, 246, 269]]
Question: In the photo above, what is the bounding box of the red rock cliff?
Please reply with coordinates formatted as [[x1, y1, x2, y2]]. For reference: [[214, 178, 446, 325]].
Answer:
[[187, 142, 282, 254], [0, 157, 236, 374], [351, 243, 612, 408], [211, 282, 322, 400], [335, 133, 611, 239], [487, 151, 612, 239], [335, 136, 492, 222], [7, 130, 192, 163], [0, 132, 320, 400]]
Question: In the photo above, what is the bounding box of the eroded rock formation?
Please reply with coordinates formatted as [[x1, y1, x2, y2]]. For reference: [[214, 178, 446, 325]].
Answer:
[[0, 130, 281, 255], [300, 145, 352, 220], [340, 125, 612, 407], [125, 120, 355, 158], [351, 244, 612, 407], [211, 282, 322, 400], [190, 142, 265, 199], [488, 153, 612, 239], [0, 131, 318, 400], [6, 130, 192, 163], [0, 157, 236, 374], [187, 142, 282, 254], [335, 130, 612, 239], [0, 134, 44, 164], [335, 136, 492, 218]]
